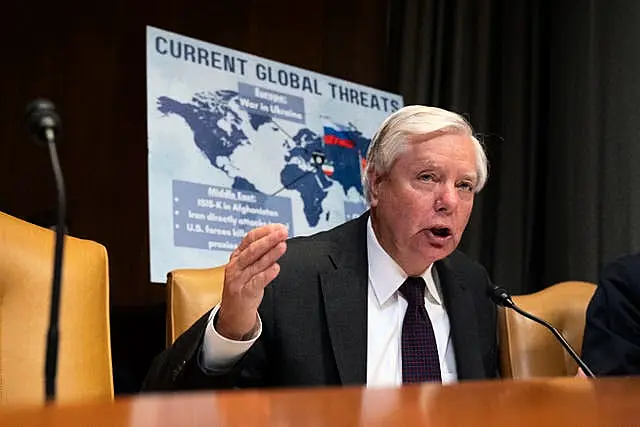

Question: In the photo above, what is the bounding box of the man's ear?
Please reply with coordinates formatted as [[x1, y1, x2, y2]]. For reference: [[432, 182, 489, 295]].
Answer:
[[367, 167, 382, 207]]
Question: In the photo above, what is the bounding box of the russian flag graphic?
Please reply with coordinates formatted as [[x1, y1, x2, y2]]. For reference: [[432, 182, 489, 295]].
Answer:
[[323, 126, 355, 149]]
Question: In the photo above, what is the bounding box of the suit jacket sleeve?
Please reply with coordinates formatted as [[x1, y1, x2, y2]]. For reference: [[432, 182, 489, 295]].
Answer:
[[581, 254, 640, 376], [141, 283, 276, 392]]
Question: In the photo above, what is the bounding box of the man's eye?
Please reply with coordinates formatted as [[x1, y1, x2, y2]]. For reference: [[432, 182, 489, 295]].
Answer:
[[419, 174, 434, 182], [457, 182, 474, 192]]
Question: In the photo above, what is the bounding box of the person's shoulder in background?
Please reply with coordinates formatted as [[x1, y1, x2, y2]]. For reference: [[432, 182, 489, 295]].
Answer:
[[581, 252, 640, 376]]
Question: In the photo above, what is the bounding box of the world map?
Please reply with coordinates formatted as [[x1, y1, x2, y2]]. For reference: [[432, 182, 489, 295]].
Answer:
[[156, 90, 370, 227]]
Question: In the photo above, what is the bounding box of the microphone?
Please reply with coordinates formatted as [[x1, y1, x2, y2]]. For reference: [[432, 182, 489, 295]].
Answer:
[[487, 285, 596, 378], [26, 99, 66, 402]]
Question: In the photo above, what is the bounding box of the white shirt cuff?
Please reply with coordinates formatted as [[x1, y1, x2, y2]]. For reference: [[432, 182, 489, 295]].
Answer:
[[200, 304, 262, 374]]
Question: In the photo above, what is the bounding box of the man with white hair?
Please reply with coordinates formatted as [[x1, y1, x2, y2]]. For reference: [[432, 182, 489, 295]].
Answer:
[[143, 105, 499, 391]]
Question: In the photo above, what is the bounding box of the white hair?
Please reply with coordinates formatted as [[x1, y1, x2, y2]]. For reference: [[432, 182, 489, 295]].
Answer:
[[363, 105, 489, 202]]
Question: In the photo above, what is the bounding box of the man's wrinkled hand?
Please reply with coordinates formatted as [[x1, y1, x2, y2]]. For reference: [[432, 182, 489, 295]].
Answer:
[[216, 223, 288, 340]]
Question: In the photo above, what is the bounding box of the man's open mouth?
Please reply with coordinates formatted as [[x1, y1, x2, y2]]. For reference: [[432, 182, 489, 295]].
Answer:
[[429, 227, 452, 238]]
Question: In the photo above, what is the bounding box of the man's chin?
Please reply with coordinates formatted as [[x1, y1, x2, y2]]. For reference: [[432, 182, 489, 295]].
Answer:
[[422, 245, 456, 262], [402, 242, 458, 274]]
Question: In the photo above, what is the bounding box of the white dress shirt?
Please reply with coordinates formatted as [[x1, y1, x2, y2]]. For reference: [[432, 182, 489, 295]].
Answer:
[[201, 217, 458, 385], [365, 218, 457, 386]]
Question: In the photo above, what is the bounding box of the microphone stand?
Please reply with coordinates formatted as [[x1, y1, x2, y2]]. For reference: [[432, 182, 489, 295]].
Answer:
[[44, 129, 66, 402], [507, 301, 595, 378], [26, 99, 66, 403], [489, 286, 596, 378]]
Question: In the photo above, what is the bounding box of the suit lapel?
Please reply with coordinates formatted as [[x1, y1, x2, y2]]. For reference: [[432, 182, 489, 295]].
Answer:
[[436, 257, 485, 379], [317, 214, 487, 384], [319, 214, 369, 385]]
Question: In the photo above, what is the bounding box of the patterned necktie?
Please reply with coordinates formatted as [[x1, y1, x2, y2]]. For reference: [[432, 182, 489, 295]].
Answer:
[[399, 276, 442, 383]]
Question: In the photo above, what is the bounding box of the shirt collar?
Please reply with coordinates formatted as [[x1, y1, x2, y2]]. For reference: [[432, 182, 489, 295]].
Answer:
[[366, 217, 441, 306]]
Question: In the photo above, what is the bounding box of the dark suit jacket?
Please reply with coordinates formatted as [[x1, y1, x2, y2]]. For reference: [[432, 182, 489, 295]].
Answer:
[[581, 253, 640, 376], [142, 213, 499, 391]]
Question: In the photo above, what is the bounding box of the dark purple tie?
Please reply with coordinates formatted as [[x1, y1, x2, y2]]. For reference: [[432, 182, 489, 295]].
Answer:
[[399, 276, 442, 383]]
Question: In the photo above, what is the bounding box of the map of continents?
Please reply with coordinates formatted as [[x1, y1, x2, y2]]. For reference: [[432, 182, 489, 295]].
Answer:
[[156, 90, 370, 227]]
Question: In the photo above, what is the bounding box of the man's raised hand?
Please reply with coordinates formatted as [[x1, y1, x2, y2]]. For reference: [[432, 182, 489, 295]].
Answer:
[[216, 224, 288, 340]]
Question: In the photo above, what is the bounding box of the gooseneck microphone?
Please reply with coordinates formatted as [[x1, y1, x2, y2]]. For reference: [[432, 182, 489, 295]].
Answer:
[[488, 285, 596, 378], [26, 99, 66, 402]]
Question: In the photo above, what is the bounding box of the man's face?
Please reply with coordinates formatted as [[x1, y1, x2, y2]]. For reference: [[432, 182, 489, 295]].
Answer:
[[368, 133, 478, 275]]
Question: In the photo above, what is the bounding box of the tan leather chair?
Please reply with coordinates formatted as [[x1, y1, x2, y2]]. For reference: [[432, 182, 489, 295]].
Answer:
[[498, 281, 596, 379], [166, 265, 225, 345], [0, 211, 113, 404]]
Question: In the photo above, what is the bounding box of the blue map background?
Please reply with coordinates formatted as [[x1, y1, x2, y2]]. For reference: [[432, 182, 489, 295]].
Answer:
[[146, 25, 403, 283], [156, 89, 370, 228]]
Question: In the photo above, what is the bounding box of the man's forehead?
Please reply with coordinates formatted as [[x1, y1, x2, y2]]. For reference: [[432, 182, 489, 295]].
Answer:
[[421, 160, 478, 179], [420, 157, 475, 168], [406, 153, 477, 173]]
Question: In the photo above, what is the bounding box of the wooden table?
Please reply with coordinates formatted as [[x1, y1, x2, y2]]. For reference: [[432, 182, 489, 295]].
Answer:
[[1, 377, 639, 426]]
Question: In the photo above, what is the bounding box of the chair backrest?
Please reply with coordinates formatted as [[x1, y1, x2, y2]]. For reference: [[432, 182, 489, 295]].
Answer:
[[166, 265, 225, 345], [498, 281, 596, 379], [0, 211, 113, 404]]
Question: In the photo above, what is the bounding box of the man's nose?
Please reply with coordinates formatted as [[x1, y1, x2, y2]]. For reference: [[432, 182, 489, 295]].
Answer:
[[434, 183, 458, 213]]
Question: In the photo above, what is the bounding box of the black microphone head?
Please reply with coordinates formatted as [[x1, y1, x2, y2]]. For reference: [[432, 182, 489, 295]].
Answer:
[[25, 98, 61, 145], [487, 285, 514, 308]]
